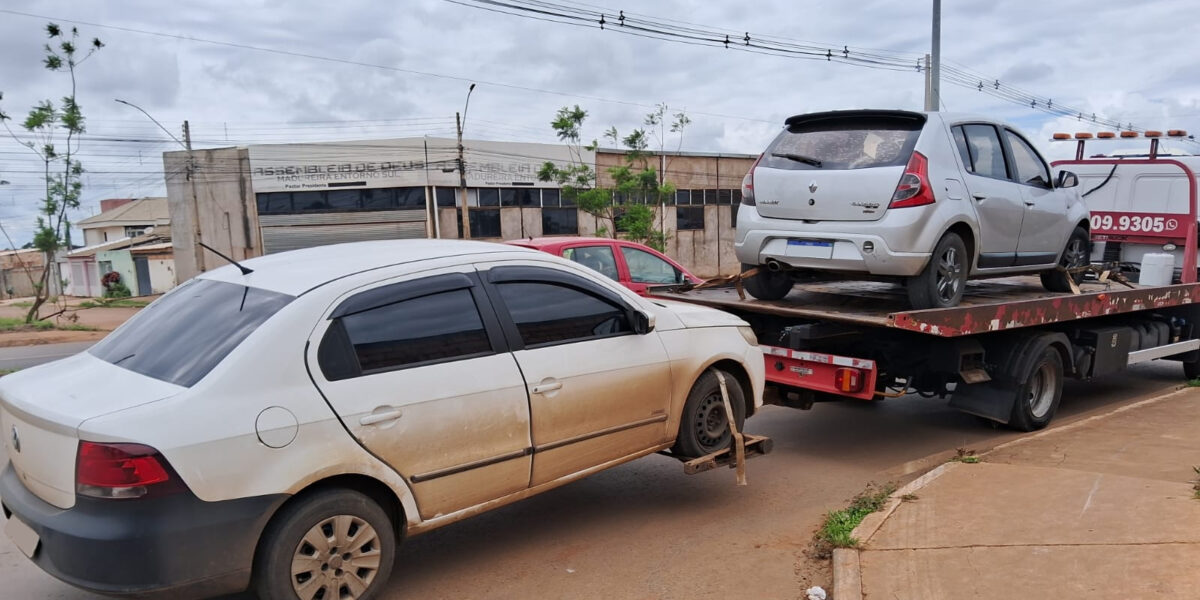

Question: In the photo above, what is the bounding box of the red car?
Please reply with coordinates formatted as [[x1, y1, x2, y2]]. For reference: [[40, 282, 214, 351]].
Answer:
[[507, 237, 702, 295]]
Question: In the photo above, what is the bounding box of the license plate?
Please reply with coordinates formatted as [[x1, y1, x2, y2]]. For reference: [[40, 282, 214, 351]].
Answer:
[[4, 514, 39, 558], [785, 239, 834, 259]]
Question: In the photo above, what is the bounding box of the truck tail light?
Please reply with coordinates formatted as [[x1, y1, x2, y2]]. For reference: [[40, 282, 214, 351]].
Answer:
[[76, 441, 173, 499], [889, 151, 936, 209], [834, 368, 865, 393], [741, 153, 764, 207]]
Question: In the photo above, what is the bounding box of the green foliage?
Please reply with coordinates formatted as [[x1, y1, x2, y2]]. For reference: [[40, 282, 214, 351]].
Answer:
[[0, 317, 95, 332], [0, 23, 103, 323], [812, 482, 897, 557], [103, 282, 132, 299]]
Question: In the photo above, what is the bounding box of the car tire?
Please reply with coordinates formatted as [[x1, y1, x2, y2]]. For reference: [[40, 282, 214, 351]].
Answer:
[[906, 232, 968, 309], [1041, 226, 1091, 293], [253, 489, 396, 600], [672, 368, 747, 459], [742, 263, 793, 300], [1007, 346, 1064, 432]]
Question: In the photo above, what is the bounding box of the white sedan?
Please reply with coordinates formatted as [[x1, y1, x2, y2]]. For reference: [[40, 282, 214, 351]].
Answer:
[[0, 239, 763, 600]]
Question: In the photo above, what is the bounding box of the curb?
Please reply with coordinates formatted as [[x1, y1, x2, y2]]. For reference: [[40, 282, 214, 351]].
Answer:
[[831, 463, 958, 600]]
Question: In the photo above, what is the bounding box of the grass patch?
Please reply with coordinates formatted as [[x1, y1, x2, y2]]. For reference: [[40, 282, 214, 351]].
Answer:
[[812, 482, 897, 557], [1193, 466, 1200, 500], [950, 447, 981, 464], [0, 368, 19, 376], [900, 493, 919, 502], [1187, 379, 1200, 388], [8, 301, 33, 308], [77, 298, 149, 309], [0, 317, 96, 332]]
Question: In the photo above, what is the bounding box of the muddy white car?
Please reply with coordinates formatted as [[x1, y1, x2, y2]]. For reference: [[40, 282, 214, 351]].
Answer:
[[0, 240, 763, 600], [736, 109, 1090, 308]]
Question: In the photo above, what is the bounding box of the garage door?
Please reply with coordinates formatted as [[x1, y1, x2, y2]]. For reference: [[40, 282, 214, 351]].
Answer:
[[259, 210, 429, 254]]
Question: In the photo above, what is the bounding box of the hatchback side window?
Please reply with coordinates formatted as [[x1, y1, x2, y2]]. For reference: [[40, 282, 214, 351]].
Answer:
[[495, 281, 631, 347], [1005, 130, 1051, 187], [329, 288, 492, 377], [952, 126, 973, 172], [961, 124, 1009, 180], [621, 246, 684, 284], [563, 245, 620, 281]]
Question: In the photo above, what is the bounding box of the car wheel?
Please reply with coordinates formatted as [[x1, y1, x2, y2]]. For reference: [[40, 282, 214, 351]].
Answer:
[[1008, 347, 1064, 432], [742, 263, 793, 300], [254, 489, 396, 600], [1041, 227, 1091, 292], [672, 369, 747, 459], [906, 232, 967, 309]]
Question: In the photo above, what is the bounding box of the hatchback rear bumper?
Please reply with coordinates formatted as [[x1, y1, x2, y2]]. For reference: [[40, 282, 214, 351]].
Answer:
[[735, 212, 932, 277], [0, 463, 287, 599]]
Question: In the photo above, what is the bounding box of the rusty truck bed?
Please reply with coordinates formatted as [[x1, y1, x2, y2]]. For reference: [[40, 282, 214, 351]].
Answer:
[[651, 276, 1200, 337]]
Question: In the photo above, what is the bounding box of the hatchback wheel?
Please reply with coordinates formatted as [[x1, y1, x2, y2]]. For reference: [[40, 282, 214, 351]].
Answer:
[[742, 263, 793, 300], [1041, 227, 1090, 292], [906, 232, 968, 309], [254, 489, 396, 600]]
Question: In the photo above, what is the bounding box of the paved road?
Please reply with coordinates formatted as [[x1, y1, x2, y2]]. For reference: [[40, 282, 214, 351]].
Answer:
[[0, 342, 94, 371], [0, 361, 1187, 599]]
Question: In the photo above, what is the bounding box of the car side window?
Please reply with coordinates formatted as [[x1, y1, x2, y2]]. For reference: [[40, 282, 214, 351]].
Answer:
[[952, 126, 973, 172], [1005, 130, 1051, 188], [495, 281, 632, 347], [323, 287, 493, 379], [961, 124, 1009, 180], [563, 245, 620, 281], [621, 246, 684, 284]]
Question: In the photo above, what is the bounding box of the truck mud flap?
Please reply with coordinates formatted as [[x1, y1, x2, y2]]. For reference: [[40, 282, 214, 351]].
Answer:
[[948, 383, 1015, 424]]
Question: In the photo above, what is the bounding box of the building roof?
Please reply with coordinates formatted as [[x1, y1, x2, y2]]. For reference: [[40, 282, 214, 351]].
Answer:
[[128, 242, 175, 255], [77, 197, 169, 228], [199, 239, 539, 296], [67, 234, 168, 258]]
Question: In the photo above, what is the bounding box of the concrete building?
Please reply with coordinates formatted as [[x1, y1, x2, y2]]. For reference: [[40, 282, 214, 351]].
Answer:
[[78, 197, 170, 246], [164, 138, 754, 283]]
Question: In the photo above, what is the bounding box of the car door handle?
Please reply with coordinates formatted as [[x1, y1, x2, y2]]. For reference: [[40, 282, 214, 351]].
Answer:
[[531, 380, 563, 394], [359, 408, 403, 426], [971, 194, 987, 201]]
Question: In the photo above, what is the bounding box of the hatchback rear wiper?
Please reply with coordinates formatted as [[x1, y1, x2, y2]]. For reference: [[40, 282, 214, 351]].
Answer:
[[771, 152, 823, 168]]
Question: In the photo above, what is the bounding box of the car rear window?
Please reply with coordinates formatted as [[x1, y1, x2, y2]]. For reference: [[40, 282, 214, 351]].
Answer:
[[764, 115, 924, 171], [89, 279, 294, 387]]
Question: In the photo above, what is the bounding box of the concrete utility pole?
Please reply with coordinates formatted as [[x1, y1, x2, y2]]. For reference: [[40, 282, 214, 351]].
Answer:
[[927, 0, 942, 111], [457, 83, 476, 239]]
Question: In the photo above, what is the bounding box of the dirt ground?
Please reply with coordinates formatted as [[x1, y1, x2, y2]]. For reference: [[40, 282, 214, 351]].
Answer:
[[0, 297, 143, 347]]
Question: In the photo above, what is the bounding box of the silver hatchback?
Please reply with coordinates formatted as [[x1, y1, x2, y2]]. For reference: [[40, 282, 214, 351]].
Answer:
[[735, 109, 1090, 308]]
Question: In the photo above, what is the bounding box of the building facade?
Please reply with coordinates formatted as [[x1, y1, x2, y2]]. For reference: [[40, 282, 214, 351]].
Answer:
[[164, 138, 754, 282]]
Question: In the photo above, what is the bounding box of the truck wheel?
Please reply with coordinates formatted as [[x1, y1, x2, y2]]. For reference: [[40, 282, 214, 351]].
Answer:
[[672, 369, 747, 459], [906, 232, 967, 309], [1008, 347, 1064, 432], [254, 489, 396, 600], [1041, 227, 1090, 292], [742, 263, 793, 300], [1184, 356, 1200, 381]]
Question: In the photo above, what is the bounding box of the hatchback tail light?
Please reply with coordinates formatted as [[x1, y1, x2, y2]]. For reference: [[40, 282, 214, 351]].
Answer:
[[889, 151, 936, 209], [741, 153, 764, 206], [76, 441, 173, 499]]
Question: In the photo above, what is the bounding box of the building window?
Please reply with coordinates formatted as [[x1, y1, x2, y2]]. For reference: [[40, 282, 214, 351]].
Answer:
[[730, 202, 740, 224], [543, 188, 561, 207], [677, 206, 705, 230], [717, 189, 733, 205], [542, 207, 578, 235], [500, 187, 539, 207], [469, 208, 502, 238], [675, 189, 691, 205], [478, 188, 500, 207], [435, 187, 456, 208], [255, 187, 428, 215], [124, 225, 147, 238]]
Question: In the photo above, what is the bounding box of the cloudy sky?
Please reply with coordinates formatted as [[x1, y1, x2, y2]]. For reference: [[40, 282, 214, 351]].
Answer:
[[1, 0, 1198, 245]]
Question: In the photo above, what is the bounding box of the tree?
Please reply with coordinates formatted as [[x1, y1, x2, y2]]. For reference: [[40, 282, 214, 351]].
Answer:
[[0, 24, 103, 322], [537, 104, 688, 251]]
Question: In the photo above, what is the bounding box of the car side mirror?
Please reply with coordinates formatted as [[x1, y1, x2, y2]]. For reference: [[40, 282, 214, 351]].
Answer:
[[632, 310, 655, 335], [1056, 170, 1079, 189]]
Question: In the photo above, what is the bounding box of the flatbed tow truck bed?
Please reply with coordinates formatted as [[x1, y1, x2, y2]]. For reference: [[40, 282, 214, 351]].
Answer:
[[652, 276, 1200, 430]]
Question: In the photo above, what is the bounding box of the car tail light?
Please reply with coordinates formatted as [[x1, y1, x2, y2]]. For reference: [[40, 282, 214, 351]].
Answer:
[[889, 151, 936, 209], [834, 368, 865, 393], [76, 441, 172, 499], [741, 153, 764, 206]]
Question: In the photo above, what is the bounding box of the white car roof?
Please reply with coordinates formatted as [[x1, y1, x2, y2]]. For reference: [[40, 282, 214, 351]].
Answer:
[[198, 239, 538, 296]]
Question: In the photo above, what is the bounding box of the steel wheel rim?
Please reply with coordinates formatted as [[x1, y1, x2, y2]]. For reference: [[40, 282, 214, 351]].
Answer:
[[1027, 362, 1056, 419], [1062, 238, 1088, 269], [695, 392, 729, 451], [935, 247, 963, 303], [291, 515, 382, 600]]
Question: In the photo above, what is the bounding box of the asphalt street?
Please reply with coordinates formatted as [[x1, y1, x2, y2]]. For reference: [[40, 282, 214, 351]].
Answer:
[[0, 358, 1186, 599], [0, 342, 94, 371]]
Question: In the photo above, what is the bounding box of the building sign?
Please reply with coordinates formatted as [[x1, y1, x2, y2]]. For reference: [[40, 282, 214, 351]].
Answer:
[[248, 138, 590, 193]]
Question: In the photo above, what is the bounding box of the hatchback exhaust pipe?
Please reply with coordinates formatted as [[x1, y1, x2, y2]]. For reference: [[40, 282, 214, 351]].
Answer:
[[765, 259, 785, 272]]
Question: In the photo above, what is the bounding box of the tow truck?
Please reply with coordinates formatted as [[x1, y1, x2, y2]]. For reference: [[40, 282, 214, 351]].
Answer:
[[653, 130, 1200, 431]]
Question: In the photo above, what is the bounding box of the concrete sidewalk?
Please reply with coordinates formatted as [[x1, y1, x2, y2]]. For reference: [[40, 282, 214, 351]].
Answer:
[[836, 387, 1200, 599]]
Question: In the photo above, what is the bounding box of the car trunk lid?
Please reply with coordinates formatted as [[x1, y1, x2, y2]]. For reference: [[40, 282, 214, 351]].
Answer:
[[0, 353, 184, 509], [753, 111, 926, 222]]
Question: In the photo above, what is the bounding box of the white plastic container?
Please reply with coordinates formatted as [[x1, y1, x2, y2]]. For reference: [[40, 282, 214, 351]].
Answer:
[[1139, 253, 1175, 287]]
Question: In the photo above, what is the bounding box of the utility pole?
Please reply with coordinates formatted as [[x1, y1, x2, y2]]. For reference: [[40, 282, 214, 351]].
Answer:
[[457, 83, 477, 239], [927, 0, 942, 111], [183, 120, 205, 271]]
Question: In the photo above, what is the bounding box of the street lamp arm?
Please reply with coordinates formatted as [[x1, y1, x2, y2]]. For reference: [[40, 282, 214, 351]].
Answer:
[[114, 99, 187, 150]]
